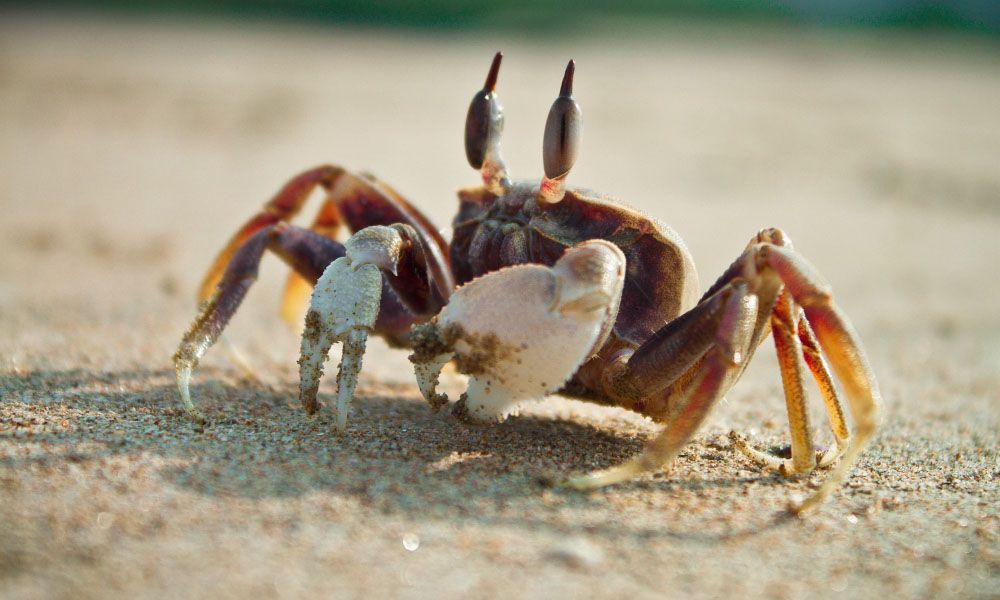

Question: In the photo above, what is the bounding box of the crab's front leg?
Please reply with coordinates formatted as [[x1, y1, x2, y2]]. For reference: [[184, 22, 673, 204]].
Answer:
[[297, 224, 438, 431], [409, 240, 627, 423]]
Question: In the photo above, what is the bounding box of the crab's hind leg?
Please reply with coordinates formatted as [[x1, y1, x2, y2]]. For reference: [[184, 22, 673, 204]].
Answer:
[[175, 224, 345, 420], [569, 228, 880, 513], [725, 230, 852, 477], [797, 318, 851, 466], [761, 242, 882, 512], [565, 280, 759, 489], [728, 285, 820, 475], [729, 297, 852, 473]]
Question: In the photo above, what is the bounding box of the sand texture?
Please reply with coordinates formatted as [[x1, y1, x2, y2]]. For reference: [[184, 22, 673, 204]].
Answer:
[[1, 13, 998, 599]]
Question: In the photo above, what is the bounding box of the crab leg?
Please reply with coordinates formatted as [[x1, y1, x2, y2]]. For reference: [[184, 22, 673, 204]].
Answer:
[[565, 281, 758, 489], [762, 244, 882, 512], [729, 287, 818, 475], [570, 228, 880, 512], [197, 166, 346, 303], [797, 317, 851, 466], [174, 222, 419, 420], [175, 224, 345, 421], [194, 166, 344, 377], [175, 162, 455, 419], [280, 196, 345, 328], [729, 305, 852, 475], [196, 164, 451, 330], [686, 231, 875, 510]]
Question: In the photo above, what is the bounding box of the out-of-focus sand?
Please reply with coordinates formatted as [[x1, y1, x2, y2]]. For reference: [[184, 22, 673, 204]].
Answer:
[[1, 12, 998, 599]]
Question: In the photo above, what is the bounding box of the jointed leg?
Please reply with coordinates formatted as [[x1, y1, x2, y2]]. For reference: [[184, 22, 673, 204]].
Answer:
[[566, 282, 758, 489], [567, 228, 880, 512], [177, 163, 453, 419], [197, 166, 346, 303], [176, 221, 420, 423], [718, 237, 881, 511], [765, 244, 881, 511], [797, 317, 850, 466], [281, 197, 344, 328], [190, 166, 346, 377], [729, 229, 850, 474], [175, 224, 346, 420], [729, 289, 818, 476], [197, 163, 452, 328]]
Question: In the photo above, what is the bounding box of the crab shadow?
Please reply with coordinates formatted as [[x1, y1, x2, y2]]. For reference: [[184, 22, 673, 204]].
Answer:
[[2, 368, 800, 542]]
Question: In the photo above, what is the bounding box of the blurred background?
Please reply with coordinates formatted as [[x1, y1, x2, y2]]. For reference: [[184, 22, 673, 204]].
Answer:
[[13, 0, 1000, 32], [2, 0, 998, 370], [2, 3, 999, 598]]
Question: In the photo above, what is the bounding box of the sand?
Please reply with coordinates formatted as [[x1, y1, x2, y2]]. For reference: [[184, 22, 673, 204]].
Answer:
[[1, 11, 998, 599]]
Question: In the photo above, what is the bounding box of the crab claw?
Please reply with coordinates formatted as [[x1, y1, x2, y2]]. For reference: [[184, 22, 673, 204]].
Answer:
[[410, 240, 626, 423], [298, 225, 403, 431]]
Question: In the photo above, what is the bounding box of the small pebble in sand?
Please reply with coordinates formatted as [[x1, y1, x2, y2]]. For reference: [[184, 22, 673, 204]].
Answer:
[[402, 533, 420, 552]]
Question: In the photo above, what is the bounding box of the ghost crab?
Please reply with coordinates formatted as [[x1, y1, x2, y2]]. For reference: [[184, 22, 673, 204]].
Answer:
[[174, 53, 881, 513]]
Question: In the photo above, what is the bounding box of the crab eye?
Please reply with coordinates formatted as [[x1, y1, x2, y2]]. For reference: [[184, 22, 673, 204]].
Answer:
[[464, 52, 504, 170], [542, 60, 582, 180]]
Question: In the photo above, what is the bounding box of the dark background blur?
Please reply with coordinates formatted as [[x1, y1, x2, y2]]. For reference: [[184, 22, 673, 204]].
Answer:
[[18, 0, 1000, 33]]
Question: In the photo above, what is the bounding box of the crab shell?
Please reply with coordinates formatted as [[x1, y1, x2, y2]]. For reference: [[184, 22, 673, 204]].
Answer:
[[414, 240, 626, 423]]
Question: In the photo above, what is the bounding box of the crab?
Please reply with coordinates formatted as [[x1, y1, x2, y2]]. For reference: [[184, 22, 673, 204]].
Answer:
[[174, 53, 881, 513]]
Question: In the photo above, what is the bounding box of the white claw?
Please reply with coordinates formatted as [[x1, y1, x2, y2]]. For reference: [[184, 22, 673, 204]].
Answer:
[[411, 240, 626, 423], [335, 329, 368, 431], [412, 348, 453, 411], [298, 228, 390, 427]]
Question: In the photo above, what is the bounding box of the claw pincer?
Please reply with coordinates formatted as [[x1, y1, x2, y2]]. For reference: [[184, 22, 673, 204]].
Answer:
[[410, 240, 626, 424], [297, 226, 402, 431]]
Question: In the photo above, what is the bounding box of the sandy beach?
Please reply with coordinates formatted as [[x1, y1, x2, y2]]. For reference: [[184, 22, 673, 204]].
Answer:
[[1, 12, 998, 599]]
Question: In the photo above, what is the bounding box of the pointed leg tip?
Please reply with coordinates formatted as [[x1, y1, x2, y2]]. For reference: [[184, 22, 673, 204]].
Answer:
[[559, 474, 592, 491], [334, 407, 350, 434], [785, 502, 810, 520], [788, 498, 814, 516], [175, 360, 198, 412], [563, 471, 631, 491], [185, 407, 208, 425], [786, 486, 832, 516]]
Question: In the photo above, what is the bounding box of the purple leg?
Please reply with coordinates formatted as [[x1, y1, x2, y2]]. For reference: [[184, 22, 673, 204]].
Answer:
[[173, 223, 414, 420], [565, 280, 759, 489]]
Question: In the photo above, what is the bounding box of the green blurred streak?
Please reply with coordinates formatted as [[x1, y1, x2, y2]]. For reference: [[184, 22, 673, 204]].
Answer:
[[13, 0, 1000, 34]]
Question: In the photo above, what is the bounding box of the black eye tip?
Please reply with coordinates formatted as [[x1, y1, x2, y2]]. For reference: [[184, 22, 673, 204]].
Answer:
[[559, 59, 575, 97], [542, 61, 582, 180], [466, 52, 506, 171], [484, 51, 503, 92]]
